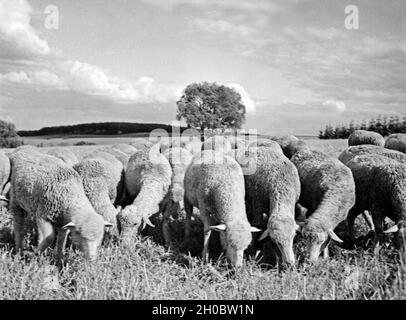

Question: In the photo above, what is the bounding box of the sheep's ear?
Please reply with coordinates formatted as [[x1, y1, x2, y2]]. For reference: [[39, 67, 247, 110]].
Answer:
[[327, 229, 343, 243], [104, 221, 114, 228], [250, 226, 262, 232], [62, 222, 76, 231], [384, 225, 399, 233], [258, 230, 269, 241], [210, 224, 226, 232]]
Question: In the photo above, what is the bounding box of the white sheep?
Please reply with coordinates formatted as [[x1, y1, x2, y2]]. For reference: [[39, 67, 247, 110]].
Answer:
[[111, 143, 138, 156], [43, 147, 79, 167], [241, 146, 300, 266], [184, 150, 261, 267], [0, 150, 11, 205], [385, 133, 406, 153], [161, 147, 193, 246], [348, 130, 385, 147], [9, 150, 112, 263], [117, 146, 172, 240]]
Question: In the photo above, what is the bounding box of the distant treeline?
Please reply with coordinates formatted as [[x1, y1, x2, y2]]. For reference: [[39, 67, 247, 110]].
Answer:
[[18, 122, 188, 137], [319, 115, 406, 139]]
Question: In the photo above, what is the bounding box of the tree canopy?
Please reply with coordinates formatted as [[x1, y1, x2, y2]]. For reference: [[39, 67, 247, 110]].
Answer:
[[176, 82, 246, 132], [0, 119, 23, 148]]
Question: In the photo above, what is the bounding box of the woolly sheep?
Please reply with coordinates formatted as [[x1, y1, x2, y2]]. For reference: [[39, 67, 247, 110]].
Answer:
[[282, 139, 310, 159], [0, 150, 11, 205], [345, 155, 406, 252], [9, 150, 112, 263], [184, 150, 260, 267], [348, 130, 385, 147], [247, 139, 283, 154], [117, 147, 172, 240], [241, 147, 300, 266], [270, 135, 299, 150], [385, 133, 406, 153], [43, 147, 79, 167], [98, 147, 130, 167], [129, 139, 153, 151], [161, 147, 193, 246], [339, 145, 406, 166], [111, 144, 138, 156], [290, 149, 355, 261], [74, 157, 124, 235], [201, 136, 232, 154]]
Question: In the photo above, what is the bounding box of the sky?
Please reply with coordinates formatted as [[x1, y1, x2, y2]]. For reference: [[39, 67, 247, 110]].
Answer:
[[0, 0, 405, 135]]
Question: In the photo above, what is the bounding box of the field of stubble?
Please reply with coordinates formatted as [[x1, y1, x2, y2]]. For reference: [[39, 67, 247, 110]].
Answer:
[[0, 139, 405, 300]]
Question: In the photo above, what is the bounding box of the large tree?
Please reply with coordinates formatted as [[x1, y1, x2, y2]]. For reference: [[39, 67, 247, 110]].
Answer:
[[0, 119, 23, 148], [176, 82, 246, 133]]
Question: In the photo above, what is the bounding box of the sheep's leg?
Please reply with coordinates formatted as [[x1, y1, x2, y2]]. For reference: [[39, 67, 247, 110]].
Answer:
[[162, 204, 172, 247], [184, 198, 193, 241], [362, 211, 375, 232], [11, 202, 26, 254], [323, 246, 329, 259], [36, 218, 55, 254], [346, 208, 359, 244], [55, 228, 68, 266], [371, 210, 384, 252], [201, 214, 211, 263]]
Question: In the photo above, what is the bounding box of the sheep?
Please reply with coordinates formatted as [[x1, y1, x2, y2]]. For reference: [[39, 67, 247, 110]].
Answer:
[[184, 150, 261, 267], [98, 147, 130, 167], [201, 136, 232, 154], [111, 144, 138, 156], [339, 145, 406, 166], [282, 139, 309, 159], [241, 146, 300, 266], [270, 135, 299, 150], [73, 157, 124, 235], [247, 139, 283, 154], [43, 147, 78, 167], [290, 149, 356, 261], [348, 130, 385, 147], [385, 133, 406, 153], [345, 154, 406, 253], [129, 139, 153, 151], [117, 146, 172, 240], [161, 147, 193, 246], [0, 150, 11, 205], [9, 150, 112, 263]]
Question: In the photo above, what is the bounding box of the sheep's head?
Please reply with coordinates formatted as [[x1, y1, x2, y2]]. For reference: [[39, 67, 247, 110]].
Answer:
[[210, 221, 261, 268], [117, 205, 155, 240], [260, 213, 297, 266], [62, 214, 113, 261], [301, 221, 343, 262]]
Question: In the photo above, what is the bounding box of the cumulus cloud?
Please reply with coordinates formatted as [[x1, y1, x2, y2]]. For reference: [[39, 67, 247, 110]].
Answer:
[[0, 0, 51, 58], [227, 83, 256, 113], [322, 100, 346, 112]]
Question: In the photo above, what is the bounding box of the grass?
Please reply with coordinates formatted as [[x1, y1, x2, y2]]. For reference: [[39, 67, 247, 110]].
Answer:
[[0, 138, 405, 300]]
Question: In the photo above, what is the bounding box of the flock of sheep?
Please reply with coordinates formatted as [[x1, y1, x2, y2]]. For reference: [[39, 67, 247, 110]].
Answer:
[[0, 130, 405, 270]]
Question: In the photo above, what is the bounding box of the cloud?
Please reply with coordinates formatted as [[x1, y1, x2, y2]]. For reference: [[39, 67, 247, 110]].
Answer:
[[227, 83, 256, 114], [0, 0, 51, 58], [192, 19, 254, 37], [322, 100, 346, 112]]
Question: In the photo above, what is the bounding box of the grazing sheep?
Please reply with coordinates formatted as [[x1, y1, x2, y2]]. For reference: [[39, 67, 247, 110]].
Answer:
[[184, 150, 260, 267], [9, 150, 112, 263], [43, 148, 78, 167], [345, 155, 406, 252], [290, 149, 355, 261], [98, 147, 130, 167], [161, 147, 193, 246], [339, 145, 406, 166], [74, 157, 124, 235], [348, 130, 385, 147], [117, 147, 172, 240], [201, 136, 232, 154], [385, 133, 406, 153], [129, 139, 153, 151], [242, 147, 300, 266], [111, 144, 138, 156], [270, 135, 299, 150], [282, 139, 309, 159], [247, 139, 283, 154], [0, 151, 11, 205]]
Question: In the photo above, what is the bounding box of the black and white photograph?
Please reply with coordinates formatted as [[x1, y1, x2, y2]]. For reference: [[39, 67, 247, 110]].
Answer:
[[0, 0, 405, 303]]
